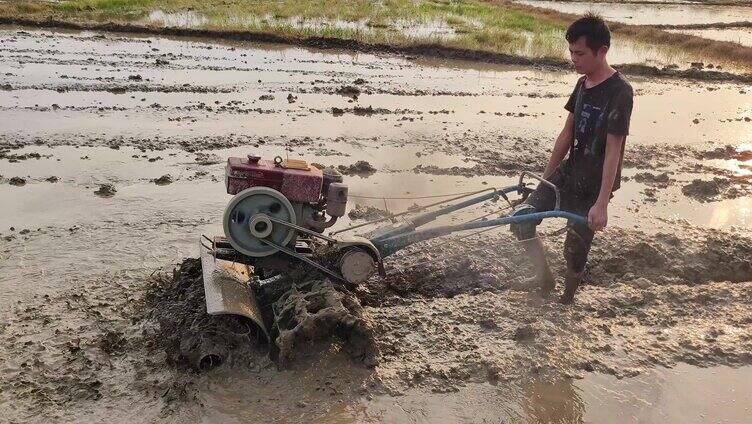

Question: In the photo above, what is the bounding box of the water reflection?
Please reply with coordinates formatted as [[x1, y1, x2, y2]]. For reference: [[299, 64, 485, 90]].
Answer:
[[345, 365, 752, 423], [520, 378, 585, 424]]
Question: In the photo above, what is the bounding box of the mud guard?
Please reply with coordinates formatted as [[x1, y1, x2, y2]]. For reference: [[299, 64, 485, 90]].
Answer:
[[200, 243, 269, 341]]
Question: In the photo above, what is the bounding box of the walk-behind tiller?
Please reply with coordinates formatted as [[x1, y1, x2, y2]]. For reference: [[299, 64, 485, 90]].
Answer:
[[200, 154, 586, 339]]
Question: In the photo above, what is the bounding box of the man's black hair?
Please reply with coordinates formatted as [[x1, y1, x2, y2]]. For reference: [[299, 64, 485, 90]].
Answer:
[[565, 13, 610, 54]]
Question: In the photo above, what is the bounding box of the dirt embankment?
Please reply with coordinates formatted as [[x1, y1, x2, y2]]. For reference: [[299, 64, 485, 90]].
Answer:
[[652, 21, 752, 30]]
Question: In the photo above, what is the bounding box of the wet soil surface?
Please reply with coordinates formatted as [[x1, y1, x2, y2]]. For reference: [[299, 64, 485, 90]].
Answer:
[[1, 27, 751, 423], [3, 225, 750, 422]]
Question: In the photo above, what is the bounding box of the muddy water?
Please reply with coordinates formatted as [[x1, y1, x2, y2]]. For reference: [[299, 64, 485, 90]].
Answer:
[[346, 364, 752, 422], [517, 0, 752, 26], [1, 27, 751, 423], [1, 29, 750, 145], [668, 27, 752, 47]]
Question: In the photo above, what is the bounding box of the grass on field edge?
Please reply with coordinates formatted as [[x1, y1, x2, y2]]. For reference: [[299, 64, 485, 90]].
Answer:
[[498, 1, 752, 72], [2, 0, 568, 58]]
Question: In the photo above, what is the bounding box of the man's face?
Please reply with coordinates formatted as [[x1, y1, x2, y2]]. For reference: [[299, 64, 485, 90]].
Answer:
[[568, 36, 607, 74]]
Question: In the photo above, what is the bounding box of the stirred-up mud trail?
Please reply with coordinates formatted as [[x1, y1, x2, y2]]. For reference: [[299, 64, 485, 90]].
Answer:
[[1, 26, 751, 423]]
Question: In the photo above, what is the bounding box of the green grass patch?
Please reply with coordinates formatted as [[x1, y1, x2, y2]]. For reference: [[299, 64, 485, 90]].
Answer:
[[0, 1, 581, 61], [6, 0, 703, 66], [58, 0, 155, 14]]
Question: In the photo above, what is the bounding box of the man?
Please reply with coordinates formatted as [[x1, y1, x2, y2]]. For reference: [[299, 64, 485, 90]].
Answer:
[[512, 13, 634, 304]]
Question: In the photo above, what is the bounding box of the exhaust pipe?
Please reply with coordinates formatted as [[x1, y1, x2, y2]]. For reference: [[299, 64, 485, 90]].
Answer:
[[181, 332, 229, 371]]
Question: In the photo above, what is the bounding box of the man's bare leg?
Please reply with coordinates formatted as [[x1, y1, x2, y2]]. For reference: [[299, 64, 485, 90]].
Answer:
[[521, 236, 555, 296]]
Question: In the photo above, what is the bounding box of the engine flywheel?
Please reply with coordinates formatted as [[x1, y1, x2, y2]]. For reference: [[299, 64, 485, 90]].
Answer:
[[223, 187, 297, 257]]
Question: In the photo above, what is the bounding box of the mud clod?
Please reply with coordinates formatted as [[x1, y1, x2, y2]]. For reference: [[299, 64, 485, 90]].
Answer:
[[94, 183, 116, 197], [338, 160, 376, 176], [1, 151, 47, 162], [700, 145, 752, 161], [633, 171, 671, 187], [9, 176, 26, 186], [153, 174, 173, 185], [353, 105, 376, 115], [682, 178, 729, 201], [348, 204, 392, 221], [194, 152, 222, 165], [336, 85, 360, 99]]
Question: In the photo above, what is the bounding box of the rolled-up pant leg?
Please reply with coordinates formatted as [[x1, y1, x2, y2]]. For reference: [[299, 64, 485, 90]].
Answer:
[[559, 179, 597, 273], [563, 221, 594, 273]]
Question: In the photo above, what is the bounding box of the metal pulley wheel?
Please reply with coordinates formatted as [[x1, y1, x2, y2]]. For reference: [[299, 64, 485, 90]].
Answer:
[[223, 187, 297, 257], [338, 248, 376, 285]]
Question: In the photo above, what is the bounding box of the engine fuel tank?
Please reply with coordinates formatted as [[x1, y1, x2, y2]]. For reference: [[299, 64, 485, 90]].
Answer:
[[225, 155, 323, 203]]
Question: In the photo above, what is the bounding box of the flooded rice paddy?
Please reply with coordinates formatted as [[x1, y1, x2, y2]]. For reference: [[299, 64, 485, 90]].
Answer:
[[0, 25, 751, 423]]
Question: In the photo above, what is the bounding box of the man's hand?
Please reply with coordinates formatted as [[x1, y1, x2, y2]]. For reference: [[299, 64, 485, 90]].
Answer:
[[587, 201, 608, 232], [590, 133, 625, 232]]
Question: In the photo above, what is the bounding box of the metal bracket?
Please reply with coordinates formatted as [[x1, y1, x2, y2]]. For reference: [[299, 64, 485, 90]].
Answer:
[[258, 237, 346, 282], [519, 171, 560, 211], [201, 234, 214, 252]]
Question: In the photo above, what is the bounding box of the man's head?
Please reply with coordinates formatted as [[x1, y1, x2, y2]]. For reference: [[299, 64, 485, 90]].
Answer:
[[566, 13, 610, 75]]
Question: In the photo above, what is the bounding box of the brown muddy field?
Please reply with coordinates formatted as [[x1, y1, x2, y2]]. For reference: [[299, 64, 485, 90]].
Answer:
[[1, 27, 751, 423]]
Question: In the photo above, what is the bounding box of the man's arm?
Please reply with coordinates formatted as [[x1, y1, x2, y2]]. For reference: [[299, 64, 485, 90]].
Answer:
[[587, 133, 624, 231], [542, 112, 575, 179]]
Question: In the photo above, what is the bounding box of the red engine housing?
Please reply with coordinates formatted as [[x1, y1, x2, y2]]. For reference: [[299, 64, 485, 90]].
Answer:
[[225, 155, 323, 203]]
